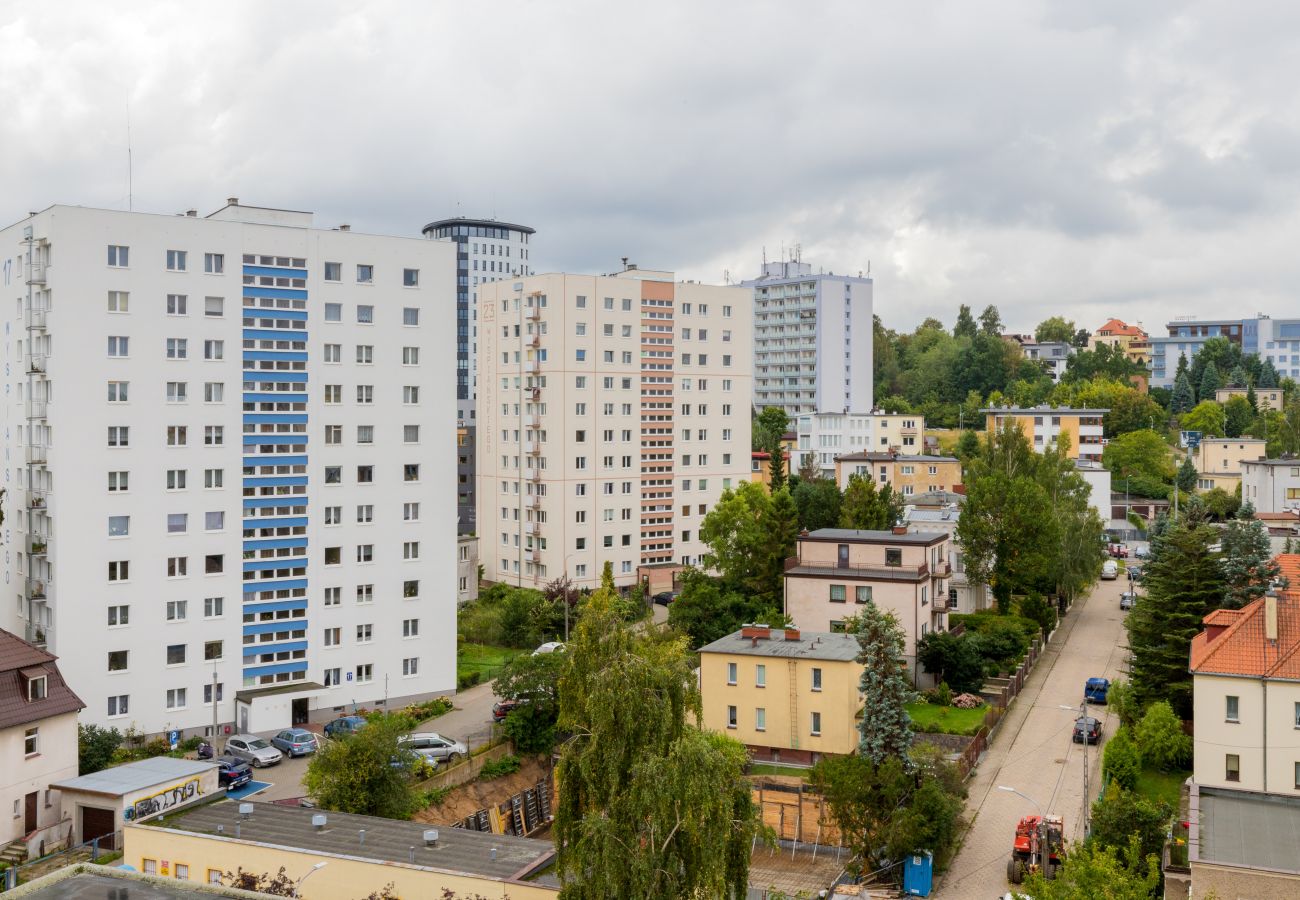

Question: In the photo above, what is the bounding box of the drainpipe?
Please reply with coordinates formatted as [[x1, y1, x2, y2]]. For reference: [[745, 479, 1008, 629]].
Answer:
[[1262, 677, 1268, 793]]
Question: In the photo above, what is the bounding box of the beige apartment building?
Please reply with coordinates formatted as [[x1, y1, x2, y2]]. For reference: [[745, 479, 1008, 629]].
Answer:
[[476, 268, 752, 592], [982, 406, 1107, 461], [1193, 438, 1266, 492], [1215, 385, 1284, 412], [833, 452, 962, 495], [699, 626, 863, 765], [783, 528, 951, 685]]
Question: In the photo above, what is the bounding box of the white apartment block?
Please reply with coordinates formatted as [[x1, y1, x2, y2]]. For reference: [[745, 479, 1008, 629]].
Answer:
[[476, 267, 752, 591], [0, 201, 457, 738], [744, 260, 872, 416], [792, 411, 925, 479], [1242, 459, 1300, 514]]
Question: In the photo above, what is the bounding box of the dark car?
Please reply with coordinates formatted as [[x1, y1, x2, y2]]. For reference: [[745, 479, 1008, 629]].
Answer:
[[653, 591, 680, 606], [323, 715, 367, 738], [1120, 592, 1137, 611], [270, 728, 318, 757], [492, 699, 521, 723], [1073, 716, 1103, 744], [216, 755, 253, 790]]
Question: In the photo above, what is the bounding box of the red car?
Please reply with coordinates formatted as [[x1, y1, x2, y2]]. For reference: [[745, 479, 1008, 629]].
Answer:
[[1107, 543, 1128, 558]]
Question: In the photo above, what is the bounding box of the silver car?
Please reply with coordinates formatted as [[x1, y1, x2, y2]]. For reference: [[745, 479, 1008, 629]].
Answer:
[[225, 734, 283, 768], [399, 732, 468, 764]]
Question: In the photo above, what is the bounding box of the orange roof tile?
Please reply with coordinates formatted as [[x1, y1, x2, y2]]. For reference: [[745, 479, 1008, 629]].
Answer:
[[1191, 591, 1300, 678], [1278, 554, 1300, 586], [1095, 318, 1148, 339]]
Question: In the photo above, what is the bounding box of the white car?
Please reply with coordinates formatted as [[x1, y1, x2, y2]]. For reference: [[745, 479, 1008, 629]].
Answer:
[[1101, 560, 1119, 580], [532, 641, 565, 656], [225, 734, 283, 768], [399, 732, 468, 764]]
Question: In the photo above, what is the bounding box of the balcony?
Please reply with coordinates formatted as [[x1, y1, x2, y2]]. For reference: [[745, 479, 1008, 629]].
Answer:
[[524, 468, 541, 481], [29, 537, 49, 557], [25, 622, 48, 649], [26, 579, 46, 601], [526, 306, 540, 320], [529, 549, 542, 563], [27, 490, 47, 511], [526, 495, 541, 509], [529, 388, 541, 401], [27, 355, 46, 374], [26, 444, 48, 465], [524, 522, 539, 536], [26, 263, 46, 285], [26, 308, 47, 330], [524, 360, 539, 375], [783, 555, 929, 581], [528, 333, 540, 348], [524, 441, 540, 455], [931, 561, 951, 578], [26, 400, 47, 420], [527, 415, 541, 428]]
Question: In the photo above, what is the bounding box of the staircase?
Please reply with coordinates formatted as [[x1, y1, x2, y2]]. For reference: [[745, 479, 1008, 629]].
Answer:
[[1, 839, 28, 866]]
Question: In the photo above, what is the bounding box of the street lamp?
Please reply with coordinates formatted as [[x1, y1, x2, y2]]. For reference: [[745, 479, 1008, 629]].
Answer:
[[1061, 701, 1092, 836], [292, 862, 327, 898], [998, 785, 1049, 878]]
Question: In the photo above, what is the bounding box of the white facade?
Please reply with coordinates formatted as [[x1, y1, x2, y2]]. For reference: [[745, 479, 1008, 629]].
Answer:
[[1021, 341, 1074, 382], [1242, 459, 1300, 514], [0, 202, 457, 737], [476, 268, 752, 590], [1073, 461, 1113, 525], [793, 411, 924, 479], [745, 261, 872, 416], [903, 504, 991, 614]]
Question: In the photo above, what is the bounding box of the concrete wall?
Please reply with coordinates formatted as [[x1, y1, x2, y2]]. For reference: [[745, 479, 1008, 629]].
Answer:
[[124, 825, 558, 899], [0, 710, 79, 844], [1191, 860, 1300, 899]]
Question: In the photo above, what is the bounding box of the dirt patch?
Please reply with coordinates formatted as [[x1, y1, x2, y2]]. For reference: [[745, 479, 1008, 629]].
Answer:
[[414, 755, 551, 825], [916, 732, 970, 753]]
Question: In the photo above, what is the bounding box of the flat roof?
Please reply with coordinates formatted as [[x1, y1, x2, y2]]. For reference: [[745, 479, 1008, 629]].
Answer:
[[421, 216, 536, 235], [836, 453, 958, 463], [698, 630, 860, 662], [1241, 458, 1300, 468], [51, 757, 216, 797], [10, 870, 257, 899], [802, 528, 945, 546], [154, 800, 554, 884], [980, 406, 1110, 414], [1198, 787, 1300, 873]]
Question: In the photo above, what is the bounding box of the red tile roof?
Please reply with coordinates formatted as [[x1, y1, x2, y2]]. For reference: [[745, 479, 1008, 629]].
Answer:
[[1190, 591, 1300, 678], [1279, 554, 1300, 587], [1095, 318, 1148, 338], [0, 629, 85, 730]]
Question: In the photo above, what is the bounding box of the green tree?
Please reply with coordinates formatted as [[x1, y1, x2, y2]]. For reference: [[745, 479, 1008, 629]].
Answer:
[[916, 631, 985, 694], [1106, 679, 1141, 729], [854, 605, 917, 765], [78, 724, 123, 776], [953, 304, 978, 339], [792, 478, 842, 531], [978, 304, 1003, 336], [1134, 701, 1192, 771], [1189, 336, 1241, 398], [1019, 837, 1159, 899], [1088, 784, 1173, 884], [1062, 344, 1146, 386], [668, 568, 784, 650], [1260, 357, 1281, 388], [1126, 511, 1226, 718], [1176, 455, 1197, 493], [1201, 486, 1240, 520], [1181, 400, 1226, 436], [1220, 503, 1282, 608], [494, 650, 566, 754], [1035, 316, 1077, 343], [956, 429, 981, 460], [1170, 372, 1195, 414], [1223, 394, 1254, 437], [699, 482, 799, 605], [768, 447, 787, 493], [303, 714, 421, 819], [1198, 364, 1221, 402], [1101, 726, 1141, 790], [752, 406, 790, 453], [1101, 430, 1175, 485], [1228, 364, 1249, 387], [839, 473, 901, 530], [555, 593, 758, 899]]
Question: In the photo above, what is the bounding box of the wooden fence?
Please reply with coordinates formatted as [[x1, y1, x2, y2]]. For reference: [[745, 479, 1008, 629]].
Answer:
[[750, 778, 841, 847], [454, 777, 553, 838]]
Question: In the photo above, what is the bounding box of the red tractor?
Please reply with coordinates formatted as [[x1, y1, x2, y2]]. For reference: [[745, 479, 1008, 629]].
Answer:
[[1007, 814, 1063, 883]]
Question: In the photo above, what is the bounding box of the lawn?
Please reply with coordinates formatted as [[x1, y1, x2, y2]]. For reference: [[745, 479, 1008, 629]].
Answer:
[[457, 643, 523, 683], [906, 701, 988, 736], [1134, 765, 1190, 810], [748, 763, 811, 780]]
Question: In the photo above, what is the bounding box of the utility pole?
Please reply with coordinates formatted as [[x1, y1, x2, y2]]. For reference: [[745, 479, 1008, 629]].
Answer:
[[212, 667, 219, 747]]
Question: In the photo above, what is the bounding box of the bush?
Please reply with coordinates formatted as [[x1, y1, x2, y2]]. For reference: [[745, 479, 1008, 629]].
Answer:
[[420, 786, 451, 807], [1107, 679, 1141, 730], [479, 755, 522, 780], [179, 735, 203, 752], [1016, 592, 1057, 636], [1102, 726, 1141, 790], [78, 724, 123, 775], [457, 670, 483, 691], [916, 632, 986, 694], [924, 682, 954, 706], [1135, 701, 1191, 772]]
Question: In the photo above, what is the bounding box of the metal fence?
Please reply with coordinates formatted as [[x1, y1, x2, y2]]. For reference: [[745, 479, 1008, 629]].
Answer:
[[2, 831, 122, 892]]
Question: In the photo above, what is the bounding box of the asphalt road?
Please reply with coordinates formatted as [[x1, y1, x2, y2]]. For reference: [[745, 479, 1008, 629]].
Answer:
[[934, 575, 1130, 898]]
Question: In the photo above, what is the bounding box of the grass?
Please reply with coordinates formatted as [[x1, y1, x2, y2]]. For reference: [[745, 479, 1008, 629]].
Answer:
[[906, 701, 988, 736], [1133, 765, 1190, 810], [748, 763, 811, 780], [457, 642, 523, 683]]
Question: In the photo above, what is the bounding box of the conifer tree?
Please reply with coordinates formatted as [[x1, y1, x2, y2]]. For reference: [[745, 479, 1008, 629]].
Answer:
[[1220, 503, 1281, 609], [1198, 364, 1220, 402], [1259, 358, 1280, 388], [1170, 372, 1195, 414], [854, 604, 917, 767], [1176, 455, 1198, 493]]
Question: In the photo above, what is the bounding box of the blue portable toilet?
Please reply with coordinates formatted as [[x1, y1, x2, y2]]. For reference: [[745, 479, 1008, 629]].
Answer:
[[902, 850, 933, 896]]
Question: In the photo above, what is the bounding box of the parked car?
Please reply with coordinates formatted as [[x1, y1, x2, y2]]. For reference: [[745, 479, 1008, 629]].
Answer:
[[323, 715, 367, 738], [225, 735, 283, 768], [1107, 543, 1129, 558], [1120, 592, 1137, 611], [216, 755, 253, 790], [652, 591, 680, 606], [532, 641, 565, 656], [1073, 716, 1103, 744], [1084, 677, 1110, 704], [1101, 560, 1119, 580], [399, 732, 468, 764], [492, 699, 522, 723], [1134, 545, 1151, 559], [270, 728, 318, 757]]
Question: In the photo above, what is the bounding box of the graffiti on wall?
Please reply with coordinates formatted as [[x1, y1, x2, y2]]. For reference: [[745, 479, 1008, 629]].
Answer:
[[123, 778, 205, 822]]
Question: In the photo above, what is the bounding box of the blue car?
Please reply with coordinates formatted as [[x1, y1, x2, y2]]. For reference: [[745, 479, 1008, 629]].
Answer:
[[270, 728, 318, 756], [216, 755, 253, 790], [1084, 677, 1110, 704], [323, 716, 367, 738]]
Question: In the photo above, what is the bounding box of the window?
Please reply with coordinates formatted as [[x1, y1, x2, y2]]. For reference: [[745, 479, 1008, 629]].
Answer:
[[108, 290, 129, 312], [204, 382, 224, 403], [166, 294, 187, 316], [356, 344, 373, 363], [357, 544, 374, 563], [810, 711, 822, 736], [203, 684, 222, 705], [829, 584, 846, 603], [108, 515, 130, 537], [324, 261, 342, 281], [325, 385, 342, 404], [204, 339, 224, 360], [402, 346, 419, 365], [355, 504, 374, 524], [166, 249, 187, 271], [885, 548, 903, 567], [812, 668, 823, 691], [168, 556, 188, 577], [323, 587, 341, 606], [727, 662, 737, 685], [166, 601, 187, 621], [166, 644, 187, 665], [404, 425, 420, 443], [204, 296, 224, 317], [107, 695, 129, 717], [404, 580, 420, 598], [107, 650, 129, 671], [108, 336, 129, 357], [24, 727, 38, 756], [167, 513, 188, 534], [402, 306, 419, 325], [323, 627, 341, 647], [27, 675, 47, 701], [204, 426, 224, 446], [205, 468, 224, 488], [1226, 695, 1240, 722], [203, 597, 224, 618], [357, 584, 374, 604], [324, 546, 341, 565], [403, 657, 419, 676], [107, 245, 129, 267], [855, 586, 873, 605], [356, 425, 373, 444], [205, 511, 225, 531], [204, 640, 223, 661], [357, 385, 374, 404], [755, 708, 766, 732], [324, 668, 341, 687], [403, 266, 421, 288], [403, 541, 420, 560], [108, 561, 129, 582], [107, 380, 129, 402], [355, 664, 374, 684], [403, 618, 419, 638], [325, 302, 342, 322], [166, 425, 187, 446], [108, 426, 130, 447], [166, 381, 187, 403], [404, 464, 420, 482], [357, 465, 373, 483], [166, 338, 188, 359], [166, 688, 187, 710], [324, 343, 342, 363], [204, 253, 224, 274], [107, 605, 129, 626], [1226, 753, 1240, 782], [357, 265, 374, 284], [325, 466, 342, 484], [143, 860, 157, 876], [755, 664, 766, 688], [727, 705, 737, 728]]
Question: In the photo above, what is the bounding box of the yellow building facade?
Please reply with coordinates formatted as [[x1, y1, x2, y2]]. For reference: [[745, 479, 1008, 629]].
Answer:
[[833, 452, 962, 496], [982, 407, 1107, 462]]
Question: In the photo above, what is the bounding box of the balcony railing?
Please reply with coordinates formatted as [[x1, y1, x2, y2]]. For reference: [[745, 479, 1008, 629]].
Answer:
[[783, 556, 930, 579], [25, 622, 49, 648], [27, 490, 48, 511], [29, 537, 49, 557], [26, 445, 48, 465], [26, 400, 47, 419], [26, 579, 47, 601]]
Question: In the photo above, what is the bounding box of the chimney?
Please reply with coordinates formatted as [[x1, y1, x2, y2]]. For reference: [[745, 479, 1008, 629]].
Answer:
[[1266, 591, 1279, 642], [185, 209, 197, 217], [226, 197, 239, 206], [891, 525, 908, 535], [741, 624, 771, 641], [784, 628, 801, 641], [339, 224, 351, 232]]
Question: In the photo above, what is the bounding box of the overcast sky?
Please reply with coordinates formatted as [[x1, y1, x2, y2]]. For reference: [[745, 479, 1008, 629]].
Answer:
[[5, 0, 1299, 333]]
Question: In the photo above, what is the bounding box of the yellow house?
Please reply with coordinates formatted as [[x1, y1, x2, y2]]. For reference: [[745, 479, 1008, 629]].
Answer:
[[1214, 386, 1284, 412], [699, 625, 863, 765], [750, 450, 790, 490], [982, 406, 1107, 462], [123, 800, 559, 898], [1193, 438, 1267, 492], [1089, 318, 1150, 365], [833, 452, 962, 496]]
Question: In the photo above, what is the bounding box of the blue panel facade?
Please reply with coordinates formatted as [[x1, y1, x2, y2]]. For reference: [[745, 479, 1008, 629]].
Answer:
[[241, 256, 310, 687]]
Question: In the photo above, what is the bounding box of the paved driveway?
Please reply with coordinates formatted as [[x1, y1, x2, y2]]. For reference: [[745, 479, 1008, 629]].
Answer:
[[934, 577, 1130, 897]]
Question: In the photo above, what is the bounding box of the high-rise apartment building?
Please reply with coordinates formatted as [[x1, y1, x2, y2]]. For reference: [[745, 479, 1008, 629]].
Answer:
[[476, 267, 752, 592], [422, 218, 536, 533], [1, 201, 457, 738], [743, 260, 872, 416]]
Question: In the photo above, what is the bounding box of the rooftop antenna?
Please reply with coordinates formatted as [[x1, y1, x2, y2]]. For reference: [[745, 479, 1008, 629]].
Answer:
[[126, 105, 134, 211]]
